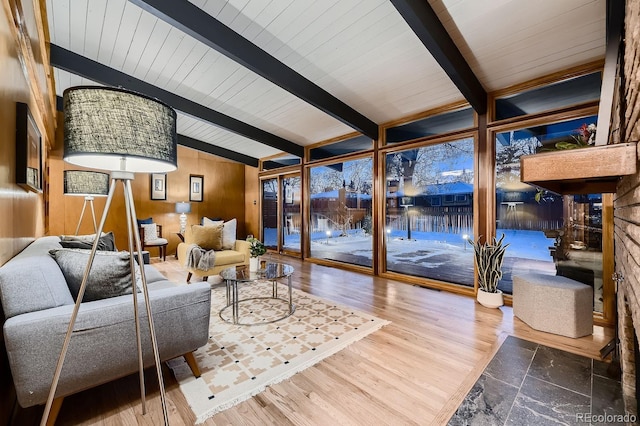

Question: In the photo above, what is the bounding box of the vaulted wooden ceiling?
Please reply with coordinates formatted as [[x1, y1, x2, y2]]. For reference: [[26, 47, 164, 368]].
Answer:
[[46, 0, 606, 166]]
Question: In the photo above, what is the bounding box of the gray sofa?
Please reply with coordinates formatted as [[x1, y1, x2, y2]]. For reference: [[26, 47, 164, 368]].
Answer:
[[0, 236, 211, 423]]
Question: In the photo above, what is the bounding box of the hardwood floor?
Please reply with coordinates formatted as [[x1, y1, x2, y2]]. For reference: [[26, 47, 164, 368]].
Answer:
[[11, 255, 614, 425]]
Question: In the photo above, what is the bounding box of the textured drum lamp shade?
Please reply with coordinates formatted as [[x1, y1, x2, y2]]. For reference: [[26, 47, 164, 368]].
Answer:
[[64, 170, 110, 235], [63, 170, 109, 196], [63, 86, 177, 173], [175, 202, 191, 234]]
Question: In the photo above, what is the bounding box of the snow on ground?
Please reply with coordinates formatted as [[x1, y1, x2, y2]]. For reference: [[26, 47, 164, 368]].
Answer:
[[271, 227, 557, 265], [268, 227, 602, 310]]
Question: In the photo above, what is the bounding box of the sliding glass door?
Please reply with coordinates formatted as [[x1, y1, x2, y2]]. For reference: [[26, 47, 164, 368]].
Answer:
[[262, 178, 278, 250], [261, 174, 301, 255]]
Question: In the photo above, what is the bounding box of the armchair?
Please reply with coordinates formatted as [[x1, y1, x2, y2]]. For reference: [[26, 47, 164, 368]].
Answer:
[[177, 225, 251, 282]]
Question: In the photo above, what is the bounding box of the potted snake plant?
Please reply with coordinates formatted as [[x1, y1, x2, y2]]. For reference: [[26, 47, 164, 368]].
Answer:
[[247, 237, 267, 272], [468, 234, 509, 308]]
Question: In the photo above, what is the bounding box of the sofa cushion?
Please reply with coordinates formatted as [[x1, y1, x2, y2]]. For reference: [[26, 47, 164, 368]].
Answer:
[[0, 237, 73, 319], [191, 224, 223, 250], [59, 231, 116, 251], [141, 223, 158, 242], [201, 216, 222, 225], [49, 249, 140, 302], [221, 219, 237, 250], [136, 217, 153, 226], [143, 264, 168, 284], [202, 217, 223, 227], [214, 249, 246, 266]]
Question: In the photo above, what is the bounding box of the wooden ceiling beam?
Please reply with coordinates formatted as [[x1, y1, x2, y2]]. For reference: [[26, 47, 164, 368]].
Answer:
[[390, 0, 487, 114], [130, 0, 379, 140], [49, 44, 303, 158]]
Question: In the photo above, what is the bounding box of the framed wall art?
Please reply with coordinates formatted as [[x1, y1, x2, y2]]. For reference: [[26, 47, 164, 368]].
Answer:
[[150, 173, 167, 200], [189, 174, 203, 202], [16, 102, 42, 193]]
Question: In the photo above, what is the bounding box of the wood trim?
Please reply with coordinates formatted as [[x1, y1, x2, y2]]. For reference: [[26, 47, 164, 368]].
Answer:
[[601, 193, 615, 325], [305, 131, 364, 151], [35, 0, 56, 141], [258, 164, 302, 179], [433, 332, 509, 423], [378, 129, 477, 156], [371, 148, 380, 275], [476, 114, 489, 292], [488, 105, 600, 134], [379, 99, 471, 131], [488, 60, 604, 113], [302, 150, 374, 171], [304, 256, 374, 275], [304, 132, 374, 167], [488, 100, 600, 130], [379, 270, 475, 297], [3, 0, 56, 146]]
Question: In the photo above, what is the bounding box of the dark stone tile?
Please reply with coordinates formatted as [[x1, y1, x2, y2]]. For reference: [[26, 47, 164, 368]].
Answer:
[[484, 336, 538, 388], [528, 345, 592, 396], [593, 359, 622, 381], [591, 374, 626, 424], [448, 374, 519, 426], [506, 376, 591, 426]]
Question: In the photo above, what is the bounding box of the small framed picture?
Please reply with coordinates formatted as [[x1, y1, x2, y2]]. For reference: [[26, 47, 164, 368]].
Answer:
[[190, 174, 204, 202], [150, 173, 167, 200], [15, 102, 42, 193]]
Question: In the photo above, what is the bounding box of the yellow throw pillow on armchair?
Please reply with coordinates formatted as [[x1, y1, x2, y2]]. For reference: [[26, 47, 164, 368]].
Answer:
[[190, 224, 223, 250]]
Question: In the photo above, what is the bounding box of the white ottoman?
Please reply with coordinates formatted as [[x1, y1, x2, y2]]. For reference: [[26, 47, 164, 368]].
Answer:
[[513, 273, 593, 338]]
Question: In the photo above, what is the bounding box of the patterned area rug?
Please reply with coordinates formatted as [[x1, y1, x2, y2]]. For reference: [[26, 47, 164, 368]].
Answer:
[[167, 280, 390, 424]]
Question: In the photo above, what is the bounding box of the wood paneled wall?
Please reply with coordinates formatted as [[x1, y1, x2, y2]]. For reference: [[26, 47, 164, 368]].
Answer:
[[0, 0, 53, 266], [49, 139, 248, 258], [613, 0, 640, 415], [1, 0, 56, 423]]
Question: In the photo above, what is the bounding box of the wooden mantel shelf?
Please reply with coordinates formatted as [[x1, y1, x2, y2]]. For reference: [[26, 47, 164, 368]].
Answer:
[[520, 142, 638, 194]]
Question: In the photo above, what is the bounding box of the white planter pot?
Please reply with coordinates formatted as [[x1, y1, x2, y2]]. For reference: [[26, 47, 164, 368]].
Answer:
[[477, 288, 504, 308], [249, 257, 259, 272]]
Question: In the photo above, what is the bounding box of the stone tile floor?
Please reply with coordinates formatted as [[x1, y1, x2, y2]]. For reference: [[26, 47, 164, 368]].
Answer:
[[448, 336, 630, 425]]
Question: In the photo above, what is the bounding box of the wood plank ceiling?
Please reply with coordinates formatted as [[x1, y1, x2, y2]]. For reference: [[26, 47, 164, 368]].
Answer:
[[46, 0, 606, 165]]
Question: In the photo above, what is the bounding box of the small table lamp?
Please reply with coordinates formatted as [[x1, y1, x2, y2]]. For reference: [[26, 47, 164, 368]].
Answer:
[[175, 202, 191, 234], [43, 86, 177, 425], [63, 170, 109, 235]]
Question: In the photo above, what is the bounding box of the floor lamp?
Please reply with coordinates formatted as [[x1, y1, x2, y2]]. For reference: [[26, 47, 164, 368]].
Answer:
[[63, 170, 110, 235], [42, 86, 177, 425]]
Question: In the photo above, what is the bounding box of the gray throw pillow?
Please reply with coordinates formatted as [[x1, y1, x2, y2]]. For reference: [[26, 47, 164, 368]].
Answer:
[[49, 248, 140, 302], [59, 231, 116, 251]]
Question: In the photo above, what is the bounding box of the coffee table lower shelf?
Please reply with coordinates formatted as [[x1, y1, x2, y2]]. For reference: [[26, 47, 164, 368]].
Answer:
[[219, 263, 295, 326]]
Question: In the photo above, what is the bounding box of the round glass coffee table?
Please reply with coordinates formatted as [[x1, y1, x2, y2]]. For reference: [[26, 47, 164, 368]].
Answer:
[[219, 262, 295, 325]]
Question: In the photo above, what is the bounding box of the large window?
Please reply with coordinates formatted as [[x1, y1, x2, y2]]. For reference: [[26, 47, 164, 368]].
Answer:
[[495, 116, 604, 311], [308, 157, 373, 267], [385, 138, 475, 286]]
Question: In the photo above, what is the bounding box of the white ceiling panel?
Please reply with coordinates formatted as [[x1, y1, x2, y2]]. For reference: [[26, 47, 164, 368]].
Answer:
[[46, 0, 607, 162], [47, 0, 351, 153], [433, 0, 605, 91], [194, 0, 463, 123]]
